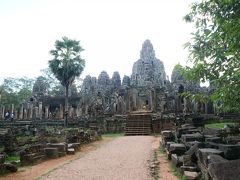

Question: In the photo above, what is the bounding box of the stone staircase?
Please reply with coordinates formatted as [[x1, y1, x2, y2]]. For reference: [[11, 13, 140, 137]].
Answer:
[[125, 112, 152, 136]]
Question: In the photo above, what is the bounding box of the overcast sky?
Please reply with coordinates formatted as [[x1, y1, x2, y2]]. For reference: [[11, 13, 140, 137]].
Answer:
[[0, 0, 196, 81]]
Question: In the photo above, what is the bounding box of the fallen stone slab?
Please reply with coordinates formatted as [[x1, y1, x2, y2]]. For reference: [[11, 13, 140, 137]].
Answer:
[[197, 148, 224, 167], [217, 144, 240, 160], [180, 165, 198, 172], [44, 148, 58, 158], [67, 148, 75, 155], [205, 137, 222, 143], [49, 143, 67, 153], [181, 133, 204, 144], [184, 171, 200, 180], [183, 155, 193, 166], [165, 141, 175, 150], [161, 130, 174, 141], [207, 154, 228, 165], [171, 154, 183, 167], [208, 159, 240, 180], [169, 143, 186, 156], [68, 143, 81, 151], [4, 163, 17, 172]]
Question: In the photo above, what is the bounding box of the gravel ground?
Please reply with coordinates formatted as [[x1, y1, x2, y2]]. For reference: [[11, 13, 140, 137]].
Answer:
[[40, 136, 153, 180]]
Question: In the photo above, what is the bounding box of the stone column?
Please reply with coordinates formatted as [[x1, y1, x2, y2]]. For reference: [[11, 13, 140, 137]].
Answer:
[[69, 106, 73, 118], [34, 107, 39, 119], [59, 104, 64, 119], [45, 106, 49, 119], [39, 102, 43, 120], [1, 106, 5, 119], [14, 110, 18, 120], [29, 104, 33, 119], [24, 109, 27, 120], [85, 105, 88, 115], [76, 105, 81, 117], [19, 105, 23, 120], [11, 104, 14, 113], [205, 103, 208, 114]]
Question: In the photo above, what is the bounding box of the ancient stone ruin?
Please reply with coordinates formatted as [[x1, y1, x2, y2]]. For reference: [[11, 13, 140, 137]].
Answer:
[[0, 40, 239, 178], [0, 39, 217, 136]]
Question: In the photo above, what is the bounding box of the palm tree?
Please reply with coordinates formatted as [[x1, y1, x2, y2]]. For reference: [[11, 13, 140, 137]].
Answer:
[[49, 37, 85, 126]]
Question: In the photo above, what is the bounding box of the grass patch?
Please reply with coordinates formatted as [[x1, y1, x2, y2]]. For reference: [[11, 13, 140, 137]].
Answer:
[[102, 133, 124, 138], [159, 147, 165, 154], [170, 163, 186, 180], [149, 150, 159, 180], [5, 155, 20, 162], [205, 122, 235, 129]]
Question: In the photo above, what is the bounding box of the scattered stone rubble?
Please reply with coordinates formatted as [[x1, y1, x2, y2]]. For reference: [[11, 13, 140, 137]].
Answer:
[[0, 126, 101, 174], [160, 122, 240, 180]]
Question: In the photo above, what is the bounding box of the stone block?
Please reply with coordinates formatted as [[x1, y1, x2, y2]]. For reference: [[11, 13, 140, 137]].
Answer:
[[169, 143, 186, 156], [183, 155, 193, 166], [44, 148, 58, 158], [184, 171, 200, 180], [181, 133, 204, 144], [4, 163, 17, 172], [68, 143, 81, 151], [207, 154, 228, 165], [165, 141, 175, 151], [180, 165, 198, 172], [161, 130, 174, 141], [171, 154, 183, 167], [208, 159, 240, 180], [205, 137, 222, 143], [217, 144, 240, 160], [197, 148, 224, 167], [49, 143, 67, 153], [67, 148, 75, 155]]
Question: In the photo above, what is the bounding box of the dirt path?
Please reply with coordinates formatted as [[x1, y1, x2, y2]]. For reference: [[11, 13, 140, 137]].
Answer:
[[3, 135, 178, 180], [3, 137, 114, 180], [152, 136, 178, 180], [158, 153, 178, 180], [40, 136, 153, 180]]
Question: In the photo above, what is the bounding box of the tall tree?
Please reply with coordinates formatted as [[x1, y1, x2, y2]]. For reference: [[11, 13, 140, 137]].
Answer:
[[183, 0, 240, 112], [49, 37, 85, 126]]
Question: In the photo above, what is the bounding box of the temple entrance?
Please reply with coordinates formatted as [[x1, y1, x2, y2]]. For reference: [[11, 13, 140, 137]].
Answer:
[[125, 111, 152, 135]]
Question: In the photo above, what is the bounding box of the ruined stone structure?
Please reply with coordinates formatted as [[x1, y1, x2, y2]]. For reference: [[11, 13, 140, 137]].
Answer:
[[78, 39, 210, 117], [0, 40, 213, 123]]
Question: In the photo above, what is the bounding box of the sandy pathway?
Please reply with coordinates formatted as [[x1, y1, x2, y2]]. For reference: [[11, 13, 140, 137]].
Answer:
[[40, 136, 153, 180]]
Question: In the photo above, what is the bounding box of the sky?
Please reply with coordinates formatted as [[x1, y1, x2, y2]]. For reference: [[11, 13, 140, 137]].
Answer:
[[0, 0, 196, 81]]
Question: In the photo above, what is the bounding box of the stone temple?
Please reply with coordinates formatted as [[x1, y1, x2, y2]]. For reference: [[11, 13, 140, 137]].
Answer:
[[78, 39, 206, 116], [0, 39, 213, 134]]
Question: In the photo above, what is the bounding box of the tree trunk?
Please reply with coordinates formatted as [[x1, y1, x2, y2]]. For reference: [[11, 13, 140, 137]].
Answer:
[[64, 85, 69, 127]]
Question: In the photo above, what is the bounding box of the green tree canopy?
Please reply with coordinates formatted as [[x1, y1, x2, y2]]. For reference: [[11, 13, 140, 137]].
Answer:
[[0, 77, 34, 108], [184, 0, 240, 112], [48, 37, 85, 126]]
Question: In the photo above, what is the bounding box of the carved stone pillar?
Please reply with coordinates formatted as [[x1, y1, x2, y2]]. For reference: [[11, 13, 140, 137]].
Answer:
[[59, 104, 64, 119], [85, 105, 88, 115], [45, 106, 49, 119], [24, 109, 27, 119], [76, 105, 81, 117], [14, 110, 18, 120], [34, 107, 39, 119], [205, 103, 208, 114], [11, 104, 14, 114], [29, 104, 33, 119], [19, 105, 23, 120], [69, 106, 74, 118], [1, 106, 5, 119], [39, 102, 42, 119]]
